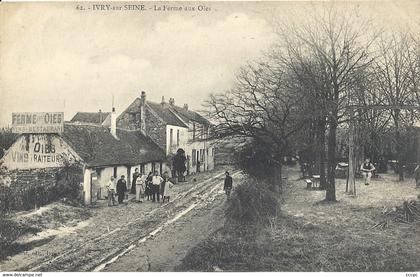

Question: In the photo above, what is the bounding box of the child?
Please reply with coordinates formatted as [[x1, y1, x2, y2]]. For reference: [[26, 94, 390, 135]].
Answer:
[[162, 180, 174, 203]]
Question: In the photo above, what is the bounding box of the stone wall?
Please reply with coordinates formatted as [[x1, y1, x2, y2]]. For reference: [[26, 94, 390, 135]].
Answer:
[[117, 100, 167, 152], [117, 98, 142, 131], [0, 165, 83, 212], [144, 107, 166, 152]]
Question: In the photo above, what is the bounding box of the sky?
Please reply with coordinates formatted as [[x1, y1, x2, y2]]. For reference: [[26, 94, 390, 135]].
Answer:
[[0, 1, 418, 126]]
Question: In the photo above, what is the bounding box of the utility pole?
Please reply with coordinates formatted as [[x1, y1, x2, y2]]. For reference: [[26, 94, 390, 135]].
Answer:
[[346, 110, 356, 196]]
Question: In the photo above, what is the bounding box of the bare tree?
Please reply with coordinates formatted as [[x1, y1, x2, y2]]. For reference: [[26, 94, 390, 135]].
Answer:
[[272, 8, 377, 201], [373, 32, 420, 180], [206, 60, 305, 190]]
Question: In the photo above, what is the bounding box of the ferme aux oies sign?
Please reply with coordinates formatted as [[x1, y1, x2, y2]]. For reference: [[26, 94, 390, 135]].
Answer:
[[12, 112, 64, 134], [4, 112, 77, 170]]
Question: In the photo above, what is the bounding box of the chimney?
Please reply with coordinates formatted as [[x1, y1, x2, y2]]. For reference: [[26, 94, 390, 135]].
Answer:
[[111, 107, 117, 138], [161, 96, 165, 106], [169, 98, 175, 106], [183, 104, 188, 110], [141, 91, 146, 104], [140, 91, 146, 135], [98, 109, 103, 124]]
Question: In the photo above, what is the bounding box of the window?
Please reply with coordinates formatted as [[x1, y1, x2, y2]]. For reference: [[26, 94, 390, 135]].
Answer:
[[151, 162, 156, 173], [140, 164, 145, 174], [192, 123, 196, 140], [135, 113, 141, 123], [170, 128, 173, 146], [192, 149, 196, 165], [113, 167, 117, 178], [177, 129, 180, 146]]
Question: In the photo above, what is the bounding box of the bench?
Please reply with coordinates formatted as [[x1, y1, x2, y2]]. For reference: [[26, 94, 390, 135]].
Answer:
[[305, 175, 320, 190], [305, 179, 312, 189]]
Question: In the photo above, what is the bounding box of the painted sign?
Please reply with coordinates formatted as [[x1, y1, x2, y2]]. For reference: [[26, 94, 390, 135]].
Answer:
[[12, 112, 64, 134], [2, 134, 78, 170]]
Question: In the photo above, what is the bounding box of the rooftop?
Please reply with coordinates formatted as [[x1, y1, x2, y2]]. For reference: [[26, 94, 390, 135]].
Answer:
[[70, 112, 110, 125], [62, 123, 165, 167]]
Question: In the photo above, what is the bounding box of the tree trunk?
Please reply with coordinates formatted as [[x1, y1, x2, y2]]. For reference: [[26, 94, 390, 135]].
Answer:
[[326, 120, 337, 201], [271, 161, 282, 193]]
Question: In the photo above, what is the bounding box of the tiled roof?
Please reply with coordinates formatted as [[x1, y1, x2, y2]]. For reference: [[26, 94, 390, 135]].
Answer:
[[147, 102, 188, 128], [62, 123, 165, 167], [169, 105, 210, 126], [116, 129, 166, 163], [70, 112, 110, 125]]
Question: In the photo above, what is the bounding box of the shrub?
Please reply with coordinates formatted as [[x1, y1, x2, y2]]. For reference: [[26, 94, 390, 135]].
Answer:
[[0, 215, 41, 260], [225, 177, 279, 225]]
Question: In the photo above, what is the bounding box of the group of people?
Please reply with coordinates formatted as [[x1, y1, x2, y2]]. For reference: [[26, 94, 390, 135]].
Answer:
[[106, 169, 174, 206]]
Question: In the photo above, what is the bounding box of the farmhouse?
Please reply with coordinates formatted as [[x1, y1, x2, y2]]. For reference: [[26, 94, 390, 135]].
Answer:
[[117, 91, 215, 175], [0, 108, 167, 205]]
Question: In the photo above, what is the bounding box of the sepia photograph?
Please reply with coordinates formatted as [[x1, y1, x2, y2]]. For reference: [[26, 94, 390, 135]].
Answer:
[[0, 0, 419, 274]]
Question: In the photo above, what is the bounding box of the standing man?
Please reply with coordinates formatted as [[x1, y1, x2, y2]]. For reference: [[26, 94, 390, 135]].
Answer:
[[116, 175, 127, 204], [136, 172, 147, 203], [360, 158, 376, 186], [106, 176, 117, 206], [151, 171, 163, 203], [131, 168, 140, 194], [223, 171, 233, 199]]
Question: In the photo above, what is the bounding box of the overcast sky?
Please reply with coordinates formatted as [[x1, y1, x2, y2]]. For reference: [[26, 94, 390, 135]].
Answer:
[[0, 1, 418, 126]]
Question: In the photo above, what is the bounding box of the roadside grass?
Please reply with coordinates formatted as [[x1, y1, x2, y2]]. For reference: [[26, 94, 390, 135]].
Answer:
[[0, 201, 91, 261], [178, 167, 420, 272]]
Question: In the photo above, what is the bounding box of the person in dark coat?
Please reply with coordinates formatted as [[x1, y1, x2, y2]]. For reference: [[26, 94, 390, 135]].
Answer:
[[116, 175, 127, 204], [223, 171, 233, 199], [131, 168, 140, 194], [145, 172, 153, 200]]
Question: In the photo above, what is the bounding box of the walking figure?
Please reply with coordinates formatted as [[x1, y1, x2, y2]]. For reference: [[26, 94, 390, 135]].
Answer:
[[116, 175, 127, 204], [360, 158, 375, 186], [223, 171, 233, 199], [106, 176, 117, 206]]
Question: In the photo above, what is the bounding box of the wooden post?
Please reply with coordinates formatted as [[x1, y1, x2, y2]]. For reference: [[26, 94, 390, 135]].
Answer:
[[347, 111, 356, 196]]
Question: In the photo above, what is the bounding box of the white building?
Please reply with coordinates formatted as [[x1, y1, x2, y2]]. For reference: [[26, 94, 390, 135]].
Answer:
[[117, 92, 215, 175]]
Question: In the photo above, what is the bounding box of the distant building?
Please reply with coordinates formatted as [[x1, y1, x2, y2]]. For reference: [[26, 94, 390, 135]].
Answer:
[[70, 110, 110, 126], [117, 92, 215, 174], [0, 108, 166, 205]]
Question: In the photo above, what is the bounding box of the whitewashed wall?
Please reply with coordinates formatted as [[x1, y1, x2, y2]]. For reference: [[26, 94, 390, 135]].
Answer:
[[166, 125, 188, 155], [1, 134, 79, 170]]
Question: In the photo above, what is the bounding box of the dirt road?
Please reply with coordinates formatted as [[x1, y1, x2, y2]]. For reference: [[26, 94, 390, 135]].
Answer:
[[0, 168, 241, 272]]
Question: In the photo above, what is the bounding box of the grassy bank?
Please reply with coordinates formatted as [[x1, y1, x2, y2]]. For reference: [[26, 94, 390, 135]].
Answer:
[[0, 201, 91, 261], [178, 168, 420, 272]]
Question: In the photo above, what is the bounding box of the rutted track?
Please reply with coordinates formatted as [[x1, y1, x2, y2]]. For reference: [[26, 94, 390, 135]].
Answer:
[[17, 170, 240, 272]]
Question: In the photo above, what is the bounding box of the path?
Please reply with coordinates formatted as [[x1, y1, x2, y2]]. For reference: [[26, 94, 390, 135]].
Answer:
[[0, 167, 240, 272]]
